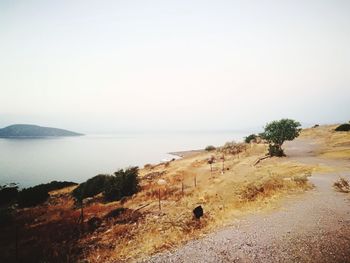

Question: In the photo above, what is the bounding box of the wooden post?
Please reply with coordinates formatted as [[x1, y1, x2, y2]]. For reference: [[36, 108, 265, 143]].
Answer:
[[221, 155, 225, 174], [158, 188, 161, 210], [181, 180, 184, 196], [194, 175, 197, 187]]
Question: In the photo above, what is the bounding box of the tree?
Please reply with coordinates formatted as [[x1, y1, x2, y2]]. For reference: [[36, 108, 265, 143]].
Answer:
[[261, 119, 301, 157], [244, 134, 257, 144], [205, 145, 216, 151]]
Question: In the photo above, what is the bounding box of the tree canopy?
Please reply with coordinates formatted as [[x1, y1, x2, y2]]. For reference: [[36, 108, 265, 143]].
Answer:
[[261, 119, 301, 156]]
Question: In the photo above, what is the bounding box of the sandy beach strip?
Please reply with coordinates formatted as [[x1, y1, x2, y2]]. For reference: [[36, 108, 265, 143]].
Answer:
[[168, 149, 205, 158]]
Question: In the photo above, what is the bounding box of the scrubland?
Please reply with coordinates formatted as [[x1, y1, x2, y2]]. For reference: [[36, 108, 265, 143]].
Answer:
[[1, 126, 346, 263]]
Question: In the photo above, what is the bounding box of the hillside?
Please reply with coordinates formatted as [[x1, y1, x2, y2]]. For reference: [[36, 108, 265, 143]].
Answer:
[[0, 124, 83, 137], [0, 125, 349, 262]]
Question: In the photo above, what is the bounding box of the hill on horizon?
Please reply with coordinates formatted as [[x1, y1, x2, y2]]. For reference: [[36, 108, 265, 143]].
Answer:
[[0, 124, 83, 137]]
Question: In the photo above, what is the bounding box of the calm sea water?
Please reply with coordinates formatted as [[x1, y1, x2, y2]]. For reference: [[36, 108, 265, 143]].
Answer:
[[0, 131, 248, 187]]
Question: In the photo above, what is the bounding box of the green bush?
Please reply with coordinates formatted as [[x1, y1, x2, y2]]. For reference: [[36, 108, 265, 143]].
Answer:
[[72, 174, 113, 201], [335, 123, 350, 132], [244, 134, 257, 143], [104, 167, 140, 202], [72, 167, 140, 202], [205, 145, 216, 151]]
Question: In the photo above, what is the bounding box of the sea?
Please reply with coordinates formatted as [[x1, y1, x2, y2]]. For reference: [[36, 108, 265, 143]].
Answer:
[[0, 131, 250, 187]]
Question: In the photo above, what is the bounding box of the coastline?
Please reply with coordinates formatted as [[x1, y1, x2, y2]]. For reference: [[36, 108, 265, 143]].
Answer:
[[0, 130, 241, 187], [168, 149, 205, 158]]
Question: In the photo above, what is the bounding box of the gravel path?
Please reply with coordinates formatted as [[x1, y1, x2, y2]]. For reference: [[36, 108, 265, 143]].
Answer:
[[143, 139, 350, 263]]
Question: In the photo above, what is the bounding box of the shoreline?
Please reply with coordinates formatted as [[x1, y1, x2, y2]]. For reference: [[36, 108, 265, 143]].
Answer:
[[168, 149, 205, 158]]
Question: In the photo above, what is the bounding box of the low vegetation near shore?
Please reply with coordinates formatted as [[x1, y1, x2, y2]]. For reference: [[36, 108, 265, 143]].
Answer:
[[0, 181, 77, 208], [1, 123, 346, 262]]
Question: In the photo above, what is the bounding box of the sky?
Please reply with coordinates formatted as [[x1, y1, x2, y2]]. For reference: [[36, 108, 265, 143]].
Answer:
[[0, 0, 349, 133]]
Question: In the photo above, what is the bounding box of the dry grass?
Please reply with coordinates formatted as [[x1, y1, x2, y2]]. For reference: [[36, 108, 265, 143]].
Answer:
[[300, 125, 350, 159], [78, 143, 320, 262], [3, 126, 348, 262], [333, 177, 350, 193]]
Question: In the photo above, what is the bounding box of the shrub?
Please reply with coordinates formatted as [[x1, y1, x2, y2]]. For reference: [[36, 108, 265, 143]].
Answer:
[[72, 167, 140, 202], [205, 145, 216, 151], [333, 177, 350, 193], [17, 186, 49, 207], [104, 167, 140, 202], [43, 180, 77, 192], [219, 141, 246, 155], [144, 163, 153, 169], [105, 207, 127, 219], [244, 134, 257, 143], [292, 174, 308, 185], [240, 184, 262, 201], [72, 174, 113, 201], [17, 181, 77, 208], [239, 177, 284, 201], [335, 123, 350, 132], [0, 184, 19, 206], [105, 207, 141, 224]]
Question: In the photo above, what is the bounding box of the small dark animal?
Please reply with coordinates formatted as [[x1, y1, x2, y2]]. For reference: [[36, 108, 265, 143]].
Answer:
[[193, 205, 203, 219]]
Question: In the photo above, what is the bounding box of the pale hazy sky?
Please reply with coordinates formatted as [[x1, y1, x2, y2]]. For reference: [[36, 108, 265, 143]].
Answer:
[[0, 0, 349, 132]]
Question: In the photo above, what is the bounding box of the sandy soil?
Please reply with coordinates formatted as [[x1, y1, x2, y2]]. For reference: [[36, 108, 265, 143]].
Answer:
[[143, 138, 350, 263]]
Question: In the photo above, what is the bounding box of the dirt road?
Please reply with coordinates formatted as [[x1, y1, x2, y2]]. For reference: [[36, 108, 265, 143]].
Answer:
[[144, 138, 350, 263]]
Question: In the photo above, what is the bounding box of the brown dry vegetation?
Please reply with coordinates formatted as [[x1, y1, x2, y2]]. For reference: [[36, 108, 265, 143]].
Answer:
[[333, 177, 350, 193], [1, 128, 340, 263]]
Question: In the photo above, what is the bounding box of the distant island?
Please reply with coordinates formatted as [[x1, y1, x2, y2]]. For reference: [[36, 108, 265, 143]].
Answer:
[[0, 124, 83, 138]]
